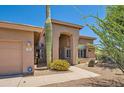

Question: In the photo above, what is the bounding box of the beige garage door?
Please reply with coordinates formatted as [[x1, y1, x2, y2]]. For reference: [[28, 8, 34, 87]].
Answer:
[[0, 41, 22, 75]]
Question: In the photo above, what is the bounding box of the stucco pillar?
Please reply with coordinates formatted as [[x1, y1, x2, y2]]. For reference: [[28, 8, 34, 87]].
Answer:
[[86, 46, 89, 58], [52, 33, 60, 61], [70, 35, 73, 64], [72, 34, 78, 65]]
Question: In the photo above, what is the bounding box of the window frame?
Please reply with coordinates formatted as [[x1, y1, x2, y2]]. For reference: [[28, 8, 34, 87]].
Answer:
[[78, 46, 86, 58]]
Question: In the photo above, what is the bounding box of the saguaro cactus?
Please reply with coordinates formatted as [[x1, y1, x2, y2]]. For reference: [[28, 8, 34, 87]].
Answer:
[[45, 5, 53, 66]]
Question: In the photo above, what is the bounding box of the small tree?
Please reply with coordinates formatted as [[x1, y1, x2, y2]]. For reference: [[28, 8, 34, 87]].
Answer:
[[88, 6, 124, 73]]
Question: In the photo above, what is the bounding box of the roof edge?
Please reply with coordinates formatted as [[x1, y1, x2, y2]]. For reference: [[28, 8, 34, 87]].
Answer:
[[51, 19, 83, 29], [0, 21, 43, 33], [79, 35, 96, 40]]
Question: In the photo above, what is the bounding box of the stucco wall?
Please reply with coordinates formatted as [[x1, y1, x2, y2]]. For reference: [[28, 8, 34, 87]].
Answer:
[[0, 28, 34, 74], [79, 38, 93, 45], [59, 34, 71, 48]]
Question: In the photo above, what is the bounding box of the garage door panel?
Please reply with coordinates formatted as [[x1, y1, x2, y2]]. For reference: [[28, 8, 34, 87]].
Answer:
[[0, 41, 22, 75]]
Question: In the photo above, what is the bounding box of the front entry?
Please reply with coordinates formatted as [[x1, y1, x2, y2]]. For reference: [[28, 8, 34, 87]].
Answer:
[[59, 34, 71, 64]]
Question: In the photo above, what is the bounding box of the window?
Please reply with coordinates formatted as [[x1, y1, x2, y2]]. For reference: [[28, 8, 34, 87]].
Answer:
[[39, 43, 44, 59], [78, 49, 86, 58], [65, 48, 71, 58]]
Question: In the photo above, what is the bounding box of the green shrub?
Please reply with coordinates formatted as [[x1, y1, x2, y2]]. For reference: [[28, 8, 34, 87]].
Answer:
[[50, 60, 70, 71], [88, 59, 95, 67], [77, 59, 80, 64]]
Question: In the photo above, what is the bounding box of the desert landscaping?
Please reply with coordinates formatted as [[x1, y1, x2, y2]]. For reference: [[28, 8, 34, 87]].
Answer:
[[43, 63, 124, 87]]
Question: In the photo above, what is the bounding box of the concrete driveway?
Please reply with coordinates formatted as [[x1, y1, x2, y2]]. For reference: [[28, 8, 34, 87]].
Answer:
[[0, 66, 99, 87]]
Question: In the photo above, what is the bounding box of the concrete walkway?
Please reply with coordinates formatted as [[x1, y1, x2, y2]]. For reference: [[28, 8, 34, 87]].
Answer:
[[0, 66, 99, 87]]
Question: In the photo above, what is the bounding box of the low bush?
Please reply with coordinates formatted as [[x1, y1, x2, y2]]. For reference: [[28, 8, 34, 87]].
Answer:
[[50, 60, 70, 71]]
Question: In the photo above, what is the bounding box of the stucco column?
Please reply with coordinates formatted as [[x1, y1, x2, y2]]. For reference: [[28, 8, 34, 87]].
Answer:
[[86, 46, 89, 58], [52, 33, 60, 61], [70, 35, 73, 64], [72, 34, 78, 65]]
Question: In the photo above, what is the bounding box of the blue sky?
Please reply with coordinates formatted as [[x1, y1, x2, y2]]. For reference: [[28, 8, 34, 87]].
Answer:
[[0, 5, 106, 44]]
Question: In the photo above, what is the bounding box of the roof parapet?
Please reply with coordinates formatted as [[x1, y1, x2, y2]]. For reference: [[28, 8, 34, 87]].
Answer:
[[51, 19, 83, 29], [79, 35, 96, 40]]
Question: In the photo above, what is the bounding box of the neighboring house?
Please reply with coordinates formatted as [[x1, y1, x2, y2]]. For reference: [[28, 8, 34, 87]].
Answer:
[[0, 19, 96, 76]]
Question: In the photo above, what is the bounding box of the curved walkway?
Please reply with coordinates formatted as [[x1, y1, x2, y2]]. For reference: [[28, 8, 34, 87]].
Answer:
[[0, 66, 99, 87]]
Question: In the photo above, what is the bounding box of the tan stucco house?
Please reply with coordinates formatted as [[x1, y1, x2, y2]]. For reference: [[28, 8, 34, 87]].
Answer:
[[0, 19, 96, 76]]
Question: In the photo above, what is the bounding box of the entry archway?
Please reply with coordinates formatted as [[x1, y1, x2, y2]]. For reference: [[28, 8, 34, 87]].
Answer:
[[59, 33, 72, 64]]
